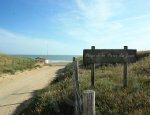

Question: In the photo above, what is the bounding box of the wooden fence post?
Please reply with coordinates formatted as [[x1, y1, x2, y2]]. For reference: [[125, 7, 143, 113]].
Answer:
[[73, 57, 76, 62], [83, 90, 95, 115], [72, 57, 82, 115]]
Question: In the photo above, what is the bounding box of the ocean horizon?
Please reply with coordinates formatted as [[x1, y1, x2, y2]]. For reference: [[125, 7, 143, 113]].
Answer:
[[12, 55, 81, 62]]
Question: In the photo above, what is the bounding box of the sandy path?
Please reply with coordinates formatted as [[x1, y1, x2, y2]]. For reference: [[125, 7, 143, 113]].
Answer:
[[0, 65, 64, 115]]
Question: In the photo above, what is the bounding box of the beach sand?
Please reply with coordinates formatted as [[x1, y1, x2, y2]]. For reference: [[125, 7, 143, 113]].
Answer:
[[0, 64, 67, 115]]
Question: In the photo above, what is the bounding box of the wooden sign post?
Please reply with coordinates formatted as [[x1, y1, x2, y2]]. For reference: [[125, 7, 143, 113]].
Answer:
[[91, 46, 95, 88], [83, 46, 137, 88], [123, 46, 128, 88]]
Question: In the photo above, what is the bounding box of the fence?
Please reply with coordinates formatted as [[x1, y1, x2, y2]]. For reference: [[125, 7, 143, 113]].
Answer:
[[72, 57, 95, 115]]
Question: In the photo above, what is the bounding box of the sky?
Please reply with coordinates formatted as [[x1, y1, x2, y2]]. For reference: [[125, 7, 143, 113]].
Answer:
[[0, 0, 150, 55]]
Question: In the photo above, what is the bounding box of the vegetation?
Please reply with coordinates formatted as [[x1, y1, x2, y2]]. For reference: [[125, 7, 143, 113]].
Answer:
[[137, 50, 150, 60], [21, 52, 150, 115], [0, 54, 37, 75]]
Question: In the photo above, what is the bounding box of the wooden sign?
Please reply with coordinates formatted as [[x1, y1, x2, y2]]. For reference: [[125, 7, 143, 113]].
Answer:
[[83, 46, 137, 65], [83, 46, 137, 88]]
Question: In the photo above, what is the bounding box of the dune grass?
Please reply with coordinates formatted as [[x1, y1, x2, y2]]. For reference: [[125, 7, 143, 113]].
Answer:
[[21, 52, 150, 115], [0, 54, 37, 75]]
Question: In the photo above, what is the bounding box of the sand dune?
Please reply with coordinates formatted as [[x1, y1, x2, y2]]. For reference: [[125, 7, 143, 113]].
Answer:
[[0, 65, 64, 115]]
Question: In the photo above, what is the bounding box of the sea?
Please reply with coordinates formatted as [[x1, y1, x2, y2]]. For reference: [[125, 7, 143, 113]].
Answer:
[[13, 55, 81, 63]]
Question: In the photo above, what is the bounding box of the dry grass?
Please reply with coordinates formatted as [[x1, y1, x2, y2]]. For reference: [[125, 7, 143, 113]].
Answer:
[[21, 52, 150, 115], [0, 54, 37, 76]]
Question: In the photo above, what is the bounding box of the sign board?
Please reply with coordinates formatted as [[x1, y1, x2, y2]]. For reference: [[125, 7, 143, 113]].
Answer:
[[83, 46, 137, 65]]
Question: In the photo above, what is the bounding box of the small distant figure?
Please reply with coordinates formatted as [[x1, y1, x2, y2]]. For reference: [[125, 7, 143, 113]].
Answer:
[[45, 58, 49, 64]]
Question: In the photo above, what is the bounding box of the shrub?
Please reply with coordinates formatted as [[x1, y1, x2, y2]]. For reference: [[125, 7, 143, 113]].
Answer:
[[21, 54, 150, 115], [0, 54, 36, 75]]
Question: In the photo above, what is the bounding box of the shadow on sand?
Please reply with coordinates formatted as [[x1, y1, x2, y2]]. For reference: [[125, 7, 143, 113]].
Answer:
[[12, 67, 65, 115], [11, 90, 38, 115]]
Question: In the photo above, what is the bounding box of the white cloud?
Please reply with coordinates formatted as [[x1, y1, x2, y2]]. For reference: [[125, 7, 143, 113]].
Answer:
[[116, 13, 150, 22], [0, 28, 79, 54], [56, 0, 150, 50], [58, 0, 125, 43], [76, 0, 123, 21]]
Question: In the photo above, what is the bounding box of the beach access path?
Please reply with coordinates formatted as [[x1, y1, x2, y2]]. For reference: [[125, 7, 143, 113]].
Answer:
[[0, 65, 65, 115]]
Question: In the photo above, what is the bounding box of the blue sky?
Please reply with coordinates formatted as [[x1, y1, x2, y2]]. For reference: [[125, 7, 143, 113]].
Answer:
[[0, 0, 150, 55]]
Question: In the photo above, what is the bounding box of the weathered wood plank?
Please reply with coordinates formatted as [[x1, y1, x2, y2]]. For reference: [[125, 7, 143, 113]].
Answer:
[[83, 90, 95, 115], [83, 47, 137, 65]]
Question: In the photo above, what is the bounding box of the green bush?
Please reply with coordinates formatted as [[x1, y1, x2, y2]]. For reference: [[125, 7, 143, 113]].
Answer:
[[21, 55, 150, 115], [131, 57, 150, 75], [0, 54, 36, 75], [21, 64, 74, 115], [2, 67, 15, 74], [137, 51, 150, 60]]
